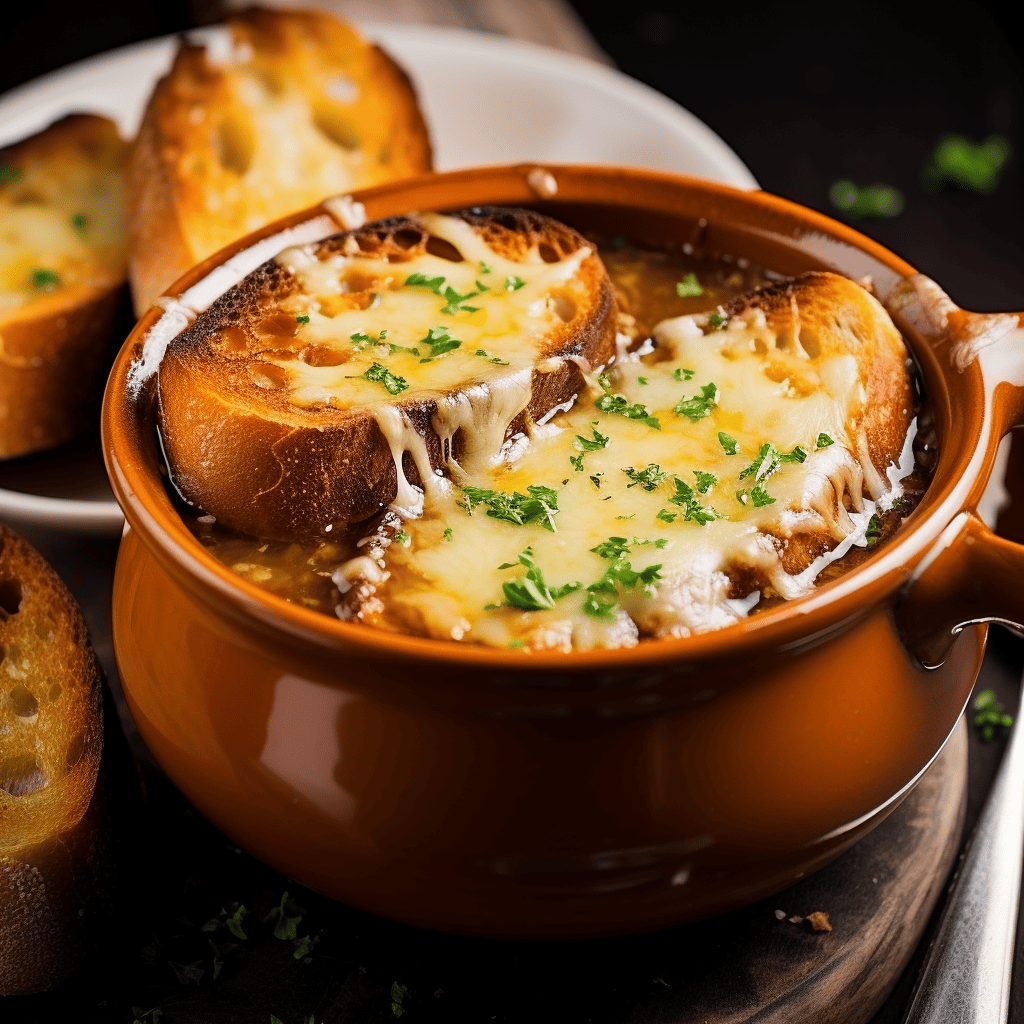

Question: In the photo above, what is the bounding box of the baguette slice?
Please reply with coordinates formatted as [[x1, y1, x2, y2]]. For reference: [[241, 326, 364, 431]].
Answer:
[[0, 113, 129, 459], [129, 6, 433, 315], [156, 207, 617, 541], [0, 524, 104, 994]]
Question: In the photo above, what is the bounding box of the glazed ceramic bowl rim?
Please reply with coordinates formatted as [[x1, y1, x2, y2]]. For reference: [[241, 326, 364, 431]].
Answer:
[[102, 163, 995, 675]]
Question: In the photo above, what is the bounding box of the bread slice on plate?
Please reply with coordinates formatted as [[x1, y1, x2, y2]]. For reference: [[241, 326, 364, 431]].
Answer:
[[0, 113, 129, 459], [129, 6, 434, 314], [155, 206, 617, 541], [0, 524, 104, 994]]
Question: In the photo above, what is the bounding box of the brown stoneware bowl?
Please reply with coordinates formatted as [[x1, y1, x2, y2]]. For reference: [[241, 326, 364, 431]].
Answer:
[[102, 165, 1024, 939]]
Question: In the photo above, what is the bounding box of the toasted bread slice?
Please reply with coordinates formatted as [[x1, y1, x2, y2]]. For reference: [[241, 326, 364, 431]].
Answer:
[[129, 6, 433, 315], [343, 271, 916, 650], [0, 114, 129, 459], [156, 207, 616, 542], [0, 524, 104, 994]]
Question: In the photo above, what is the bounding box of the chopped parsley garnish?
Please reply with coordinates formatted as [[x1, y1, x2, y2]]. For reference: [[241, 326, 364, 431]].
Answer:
[[440, 285, 482, 315], [71, 213, 88, 232], [394, 530, 411, 546], [508, 639, 526, 648], [708, 312, 724, 328], [500, 547, 580, 610], [295, 314, 310, 324], [676, 272, 703, 298], [816, 433, 834, 448], [673, 367, 696, 381], [479, 261, 492, 274], [570, 422, 610, 470], [0, 165, 23, 184], [590, 473, 603, 488], [669, 478, 721, 524], [418, 325, 462, 359], [591, 536, 630, 560], [350, 329, 391, 349], [595, 374, 660, 429], [748, 484, 776, 507], [693, 470, 718, 493], [405, 272, 446, 294], [738, 441, 805, 482], [360, 362, 408, 395], [638, 376, 649, 385], [473, 347, 509, 365], [719, 431, 739, 455], [674, 382, 719, 422], [633, 536, 668, 548], [656, 509, 677, 523], [623, 463, 668, 491], [865, 513, 882, 545], [463, 484, 560, 531], [583, 592, 619, 619], [973, 688, 1014, 741], [505, 275, 526, 291], [443, 527, 453, 542], [31, 268, 60, 291]]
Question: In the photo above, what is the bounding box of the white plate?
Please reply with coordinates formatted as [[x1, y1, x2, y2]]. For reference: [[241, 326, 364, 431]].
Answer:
[[0, 23, 758, 536]]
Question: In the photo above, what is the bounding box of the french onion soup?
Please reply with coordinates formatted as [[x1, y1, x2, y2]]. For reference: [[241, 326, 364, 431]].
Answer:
[[143, 206, 930, 651]]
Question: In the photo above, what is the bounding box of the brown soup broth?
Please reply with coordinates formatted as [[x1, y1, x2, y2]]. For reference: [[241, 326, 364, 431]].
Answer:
[[184, 242, 931, 624]]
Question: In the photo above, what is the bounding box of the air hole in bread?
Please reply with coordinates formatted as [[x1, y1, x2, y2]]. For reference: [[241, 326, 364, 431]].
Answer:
[[300, 345, 349, 367], [326, 75, 359, 103], [391, 228, 422, 251], [8, 685, 37, 721], [255, 311, 299, 342], [216, 114, 256, 176], [425, 236, 464, 263], [799, 329, 822, 358], [65, 730, 89, 771], [218, 325, 252, 354], [550, 292, 577, 323], [49, 682, 62, 702], [0, 579, 22, 617], [0, 754, 46, 797], [312, 103, 361, 151], [538, 243, 560, 264], [248, 363, 290, 390]]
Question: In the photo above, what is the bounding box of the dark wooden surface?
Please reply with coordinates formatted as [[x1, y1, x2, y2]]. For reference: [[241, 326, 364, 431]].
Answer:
[[3, 1, 1024, 1020]]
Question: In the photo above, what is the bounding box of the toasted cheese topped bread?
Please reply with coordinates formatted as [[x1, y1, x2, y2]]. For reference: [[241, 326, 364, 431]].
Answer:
[[0, 113, 129, 458], [0, 525, 103, 994], [339, 272, 915, 650], [156, 207, 616, 540], [129, 6, 433, 314]]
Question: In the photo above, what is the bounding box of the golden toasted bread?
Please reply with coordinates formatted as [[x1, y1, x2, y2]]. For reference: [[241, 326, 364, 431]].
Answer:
[[0, 113, 129, 459], [0, 524, 104, 994], [341, 271, 916, 650], [155, 207, 616, 541], [129, 6, 434, 314]]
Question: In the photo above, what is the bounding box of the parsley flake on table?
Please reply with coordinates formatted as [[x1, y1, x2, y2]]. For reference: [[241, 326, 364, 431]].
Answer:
[[595, 374, 660, 429], [499, 547, 581, 610], [973, 688, 1014, 741], [463, 484, 561, 531], [360, 362, 408, 395], [674, 382, 719, 421], [676, 272, 703, 298]]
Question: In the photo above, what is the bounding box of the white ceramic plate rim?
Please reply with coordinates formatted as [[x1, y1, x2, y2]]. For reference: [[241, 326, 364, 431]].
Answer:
[[0, 22, 758, 535]]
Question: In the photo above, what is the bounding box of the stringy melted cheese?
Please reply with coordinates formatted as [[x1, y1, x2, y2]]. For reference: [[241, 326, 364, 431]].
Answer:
[[356, 305, 910, 651]]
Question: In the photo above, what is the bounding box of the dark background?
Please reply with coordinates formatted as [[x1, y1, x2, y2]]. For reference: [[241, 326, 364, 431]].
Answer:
[[3, 1, 1024, 1021]]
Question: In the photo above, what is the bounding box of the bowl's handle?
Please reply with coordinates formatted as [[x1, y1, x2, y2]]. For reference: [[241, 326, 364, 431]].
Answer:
[[894, 298, 1024, 668]]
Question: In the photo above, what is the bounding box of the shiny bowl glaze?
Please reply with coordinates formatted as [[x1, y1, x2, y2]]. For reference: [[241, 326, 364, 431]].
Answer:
[[102, 165, 1024, 938]]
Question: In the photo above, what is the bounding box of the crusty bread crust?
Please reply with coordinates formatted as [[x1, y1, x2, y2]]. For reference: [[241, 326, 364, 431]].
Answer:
[[0, 114, 129, 459], [157, 207, 617, 541], [0, 525, 103, 994], [129, 6, 434, 315]]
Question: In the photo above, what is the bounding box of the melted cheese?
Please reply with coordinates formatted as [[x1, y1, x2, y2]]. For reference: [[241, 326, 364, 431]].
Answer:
[[353, 307, 914, 651]]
